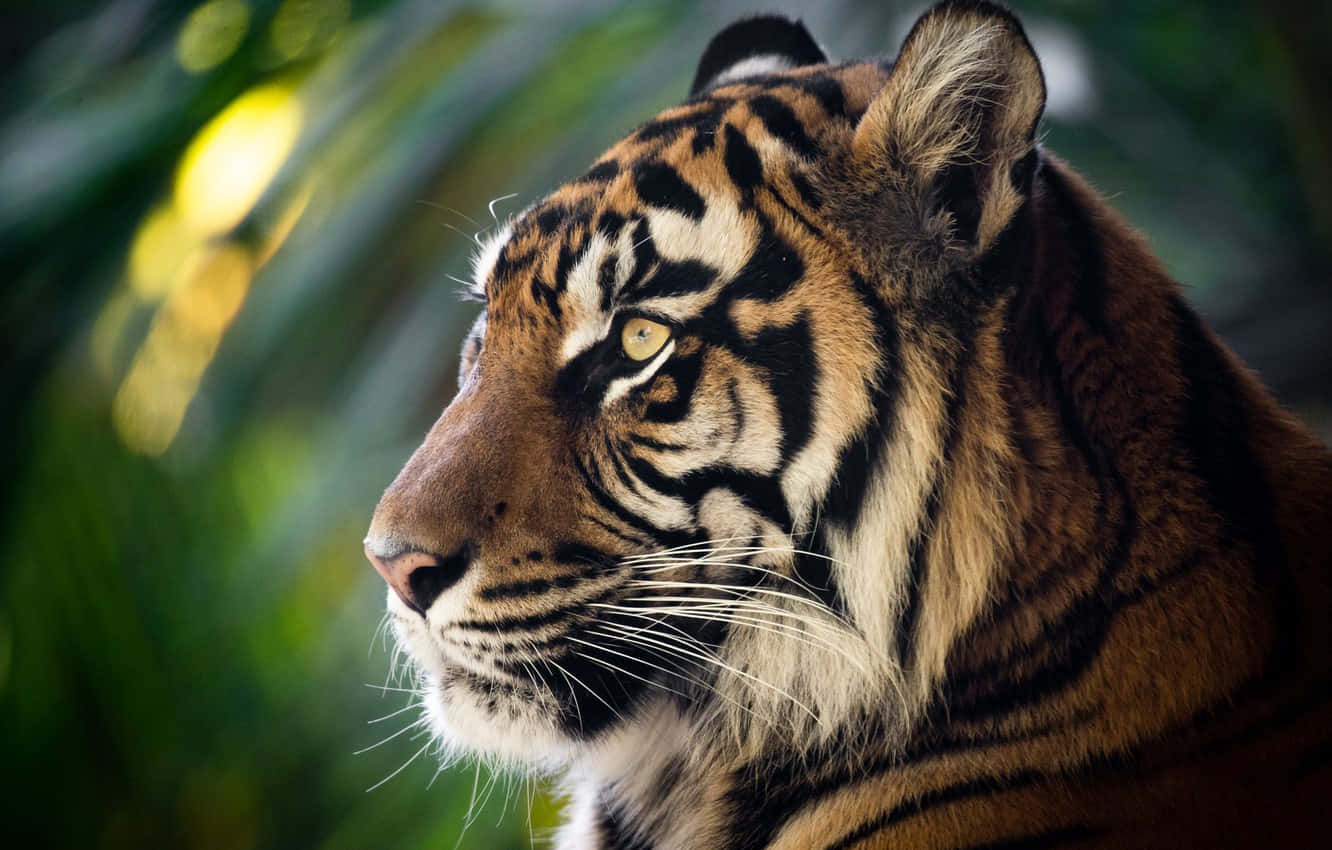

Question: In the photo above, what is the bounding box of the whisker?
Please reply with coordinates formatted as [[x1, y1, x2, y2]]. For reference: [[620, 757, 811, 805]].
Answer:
[[626, 556, 830, 597], [416, 199, 481, 227], [364, 682, 427, 696], [618, 584, 855, 628], [584, 625, 818, 721], [353, 715, 427, 755], [367, 699, 421, 725], [366, 738, 432, 792], [451, 760, 484, 850], [571, 630, 786, 731], [602, 604, 869, 673], [563, 636, 692, 701], [488, 192, 519, 224], [544, 648, 627, 725]]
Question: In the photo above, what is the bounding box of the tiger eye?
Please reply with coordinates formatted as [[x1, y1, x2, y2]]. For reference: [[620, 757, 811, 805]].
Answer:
[[620, 317, 671, 361]]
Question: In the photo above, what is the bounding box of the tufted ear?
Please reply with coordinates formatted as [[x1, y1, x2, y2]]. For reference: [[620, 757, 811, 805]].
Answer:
[[690, 15, 829, 96], [851, 0, 1046, 258]]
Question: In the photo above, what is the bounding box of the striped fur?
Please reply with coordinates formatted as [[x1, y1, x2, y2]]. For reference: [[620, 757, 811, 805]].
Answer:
[[365, 3, 1332, 846]]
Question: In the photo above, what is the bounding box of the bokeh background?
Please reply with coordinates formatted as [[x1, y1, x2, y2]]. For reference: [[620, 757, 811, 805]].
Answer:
[[2, 1, 1329, 847]]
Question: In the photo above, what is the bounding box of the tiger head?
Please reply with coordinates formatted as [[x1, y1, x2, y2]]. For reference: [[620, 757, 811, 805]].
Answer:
[[365, 1, 1045, 770]]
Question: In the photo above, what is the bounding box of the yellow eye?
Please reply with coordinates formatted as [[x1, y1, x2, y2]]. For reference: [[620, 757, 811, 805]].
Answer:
[[620, 317, 671, 361]]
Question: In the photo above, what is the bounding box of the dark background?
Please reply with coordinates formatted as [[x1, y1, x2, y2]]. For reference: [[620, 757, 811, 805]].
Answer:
[[2, 1, 1329, 847]]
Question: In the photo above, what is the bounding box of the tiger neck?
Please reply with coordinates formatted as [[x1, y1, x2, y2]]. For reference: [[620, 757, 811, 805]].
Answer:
[[929, 153, 1322, 761]]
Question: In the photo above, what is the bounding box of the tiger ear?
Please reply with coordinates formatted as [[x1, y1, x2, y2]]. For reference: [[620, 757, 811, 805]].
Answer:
[[851, 0, 1046, 258], [690, 15, 829, 96]]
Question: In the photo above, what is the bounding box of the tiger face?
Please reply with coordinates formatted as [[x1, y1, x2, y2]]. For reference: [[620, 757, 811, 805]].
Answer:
[[366, 3, 1043, 769]]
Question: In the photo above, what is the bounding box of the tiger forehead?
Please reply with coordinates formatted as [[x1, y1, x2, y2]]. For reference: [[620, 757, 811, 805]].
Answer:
[[483, 62, 887, 314]]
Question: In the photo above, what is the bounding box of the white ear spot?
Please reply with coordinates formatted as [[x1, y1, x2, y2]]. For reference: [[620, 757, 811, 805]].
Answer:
[[709, 54, 796, 87]]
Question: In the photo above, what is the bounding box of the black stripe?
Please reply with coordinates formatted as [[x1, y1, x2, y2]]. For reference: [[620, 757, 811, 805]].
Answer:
[[478, 564, 605, 601], [790, 74, 846, 118], [1040, 164, 1108, 335], [634, 163, 705, 220], [837, 773, 1054, 850], [897, 471, 942, 671], [583, 512, 650, 547], [745, 314, 816, 464], [598, 797, 655, 850], [1170, 295, 1294, 680], [749, 94, 819, 160], [763, 184, 824, 238], [944, 301, 1138, 719], [452, 584, 620, 634], [535, 204, 567, 234], [821, 771, 1048, 850], [724, 216, 804, 301], [621, 217, 656, 293], [573, 452, 694, 549], [529, 275, 562, 320], [788, 168, 822, 210], [630, 258, 716, 301], [791, 547, 845, 618], [816, 272, 900, 530], [598, 252, 619, 312], [897, 341, 973, 671], [581, 159, 620, 183], [604, 438, 642, 496], [629, 433, 692, 452], [643, 352, 704, 424], [723, 123, 764, 191]]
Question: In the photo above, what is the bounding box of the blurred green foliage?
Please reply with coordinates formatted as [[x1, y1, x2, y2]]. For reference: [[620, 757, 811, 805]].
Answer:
[[1, 1, 1328, 848]]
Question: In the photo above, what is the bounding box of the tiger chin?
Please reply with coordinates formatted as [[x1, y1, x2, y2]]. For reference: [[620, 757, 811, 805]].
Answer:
[[364, 2, 1332, 847]]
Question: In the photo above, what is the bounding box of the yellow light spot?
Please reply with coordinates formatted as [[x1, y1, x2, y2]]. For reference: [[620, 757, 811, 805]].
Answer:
[[174, 82, 303, 237], [129, 204, 195, 300], [271, 0, 350, 62], [91, 289, 140, 380], [176, 0, 251, 74], [113, 244, 253, 456]]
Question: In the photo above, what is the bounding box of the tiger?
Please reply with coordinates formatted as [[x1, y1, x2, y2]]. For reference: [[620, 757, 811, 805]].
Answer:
[[363, 2, 1332, 847]]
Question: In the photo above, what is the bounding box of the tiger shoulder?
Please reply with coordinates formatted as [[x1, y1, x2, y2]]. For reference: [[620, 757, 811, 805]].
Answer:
[[363, 1, 1332, 847]]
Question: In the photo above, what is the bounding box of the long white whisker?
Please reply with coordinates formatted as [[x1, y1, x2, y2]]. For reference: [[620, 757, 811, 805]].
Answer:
[[416, 199, 481, 227], [620, 583, 857, 629], [451, 760, 484, 850], [353, 716, 427, 755], [597, 598, 872, 676], [609, 595, 838, 631], [541, 655, 586, 734], [570, 633, 784, 731], [367, 700, 421, 725], [584, 626, 818, 721], [625, 556, 835, 598], [545, 649, 626, 725], [488, 192, 519, 224], [365, 738, 431, 792], [563, 637, 692, 701], [363, 683, 426, 695], [604, 605, 868, 673]]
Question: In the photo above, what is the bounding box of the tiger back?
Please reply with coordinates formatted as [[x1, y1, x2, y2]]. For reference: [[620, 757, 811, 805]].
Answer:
[[364, 2, 1332, 846]]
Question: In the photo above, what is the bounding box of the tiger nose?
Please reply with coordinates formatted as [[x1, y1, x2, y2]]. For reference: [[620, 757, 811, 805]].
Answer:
[[364, 541, 473, 616]]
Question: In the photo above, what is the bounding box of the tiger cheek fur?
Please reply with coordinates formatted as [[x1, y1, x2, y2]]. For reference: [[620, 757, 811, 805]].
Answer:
[[365, 2, 1332, 847]]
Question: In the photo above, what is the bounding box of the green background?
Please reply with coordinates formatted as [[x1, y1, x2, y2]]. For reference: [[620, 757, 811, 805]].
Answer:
[[3, 1, 1329, 847]]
